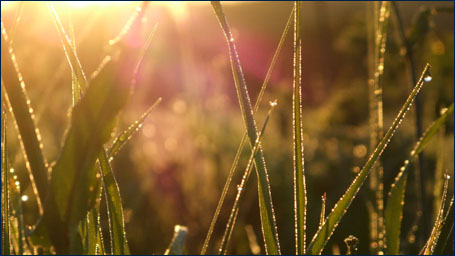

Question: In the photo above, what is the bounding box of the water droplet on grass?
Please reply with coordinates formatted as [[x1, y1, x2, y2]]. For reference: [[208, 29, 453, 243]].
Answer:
[[424, 71, 432, 82]]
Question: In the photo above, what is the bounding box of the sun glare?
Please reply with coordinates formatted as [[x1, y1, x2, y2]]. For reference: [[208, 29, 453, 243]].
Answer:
[[65, 1, 129, 8]]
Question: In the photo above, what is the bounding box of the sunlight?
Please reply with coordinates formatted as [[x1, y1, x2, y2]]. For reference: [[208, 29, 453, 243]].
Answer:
[[65, 1, 128, 8], [164, 1, 188, 22]]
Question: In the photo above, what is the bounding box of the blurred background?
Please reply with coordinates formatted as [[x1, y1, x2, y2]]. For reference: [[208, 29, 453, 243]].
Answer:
[[1, 1, 453, 254]]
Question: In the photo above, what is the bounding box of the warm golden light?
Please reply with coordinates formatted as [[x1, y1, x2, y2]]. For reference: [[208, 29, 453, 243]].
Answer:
[[65, 1, 129, 8]]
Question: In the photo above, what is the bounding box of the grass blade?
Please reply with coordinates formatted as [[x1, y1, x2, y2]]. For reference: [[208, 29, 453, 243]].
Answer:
[[420, 172, 451, 255], [40, 52, 131, 253], [306, 64, 432, 255], [108, 97, 162, 158], [1, 102, 10, 255], [201, 6, 294, 254], [367, 2, 390, 253], [1, 22, 48, 214], [164, 225, 188, 255], [99, 150, 130, 254], [385, 103, 454, 254], [319, 193, 327, 228], [293, 2, 307, 254], [219, 101, 278, 255], [211, 2, 281, 254], [245, 225, 261, 255], [48, 4, 88, 96], [433, 197, 454, 255]]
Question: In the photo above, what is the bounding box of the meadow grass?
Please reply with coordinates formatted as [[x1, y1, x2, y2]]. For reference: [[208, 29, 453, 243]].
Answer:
[[0, 1, 453, 255]]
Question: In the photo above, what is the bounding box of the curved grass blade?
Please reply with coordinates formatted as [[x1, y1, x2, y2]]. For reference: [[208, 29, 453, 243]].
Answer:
[[99, 150, 130, 255], [433, 197, 454, 255], [1, 22, 48, 214], [164, 225, 188, 255], [108, 97, 162, 158], [1, 102, 10, 255], [219, 101, 278, 255], [201, 6, 294, 254], [211, 2, 281, 254], [293, 2, 307, 254], [306, 64, 432, 255], [385, 103, 454, 255]]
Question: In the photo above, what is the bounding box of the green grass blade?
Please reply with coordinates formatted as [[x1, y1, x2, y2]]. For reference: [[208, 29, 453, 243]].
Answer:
[[368, 2, 390, 253], [433, 197, 454, 255], [108, 97, 162, 158], [8, 171, 27, 255], [1, 22, 48, 214], [201, 6, 293, 254], [218, 101, 278, 255], [211, 2, 281, 254], [385, 103, 454, 255], [1, 102, 10, 255], [83, 210, 98, 255], [48, 4, 88, 95], [306, 64, 431, 255], [99, 150, 130, 255], [319, 193, 327, 228], [164, 225, 188, 255], [421, 173, 451, 255], [40, 53, 131, 253], [293, 2, 307, 254]]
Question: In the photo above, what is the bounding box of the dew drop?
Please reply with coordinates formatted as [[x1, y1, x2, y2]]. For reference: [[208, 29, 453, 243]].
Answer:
[[424, 71, 432, 82], [269, 100, 277, 107], [21, 195, 28, 202], [229, 36, 234, 42], [444, 173, 451, 180], [237, 185, 243, 191], [440, 107, 448, 115]]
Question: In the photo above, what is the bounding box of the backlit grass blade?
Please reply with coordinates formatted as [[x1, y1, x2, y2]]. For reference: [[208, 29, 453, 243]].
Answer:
[[108, 97, 162, 158], [219, 101, 278, 255], [367, 2, 390, 253], [99, 150, 130, 255], [201, 6, 294, 254], [211, 2, 281, 254], [89, 2, 150, 83], [319, 193, 327, 228], [1, 22, 48, 213], [433, 197, 454, 255], [421, 173, 451, 255], [293, 2, 307, 254], [9, 173, 26, 255], [83, 210, 98, 255], [1, 102, 10, 255], [164, 225, 188, 255], [48, 4, 88, 96], [385, 103, 454, 255], [6, 1, 24, 47], [306, 64, 432, 255]]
